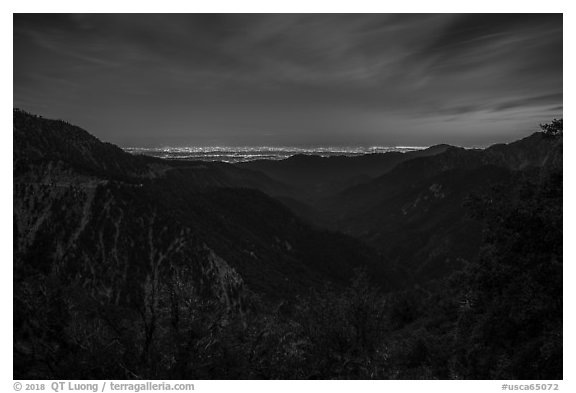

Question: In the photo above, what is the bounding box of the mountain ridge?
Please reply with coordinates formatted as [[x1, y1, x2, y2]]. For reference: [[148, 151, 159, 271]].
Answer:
[[13, 109, 562, 379], [310, 131, 562, 281], [13, 110, 394, 305]]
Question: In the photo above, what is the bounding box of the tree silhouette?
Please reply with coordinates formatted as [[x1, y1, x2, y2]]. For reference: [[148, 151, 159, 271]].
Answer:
[[540, 118, 563, 137]]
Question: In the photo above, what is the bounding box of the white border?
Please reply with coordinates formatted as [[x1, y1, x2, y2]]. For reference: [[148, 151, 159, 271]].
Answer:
[[4, 2, 572, 392]]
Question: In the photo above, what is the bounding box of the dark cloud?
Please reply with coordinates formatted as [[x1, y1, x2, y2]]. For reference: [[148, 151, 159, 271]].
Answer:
[[492, 93, 563, 112], [419, 14, 559, 57], [13, 14, 562, 147]]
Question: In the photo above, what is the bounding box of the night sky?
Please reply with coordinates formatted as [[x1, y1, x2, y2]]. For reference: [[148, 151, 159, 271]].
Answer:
[[14, 14, 562, 147]]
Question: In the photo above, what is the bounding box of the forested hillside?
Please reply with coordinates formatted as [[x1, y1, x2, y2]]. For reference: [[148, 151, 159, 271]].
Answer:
[[13, 110, 562, 379]]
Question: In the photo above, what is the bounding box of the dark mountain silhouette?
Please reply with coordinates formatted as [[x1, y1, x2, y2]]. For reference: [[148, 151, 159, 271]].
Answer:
[[13, 109, 295, 196], [325, 133, 561, 217], [14, 110, 399, 378], [12, 109, 562, 379], [13, 109, 393, 296], [313, 133, 562, 281], [237, 144, 452, 200]]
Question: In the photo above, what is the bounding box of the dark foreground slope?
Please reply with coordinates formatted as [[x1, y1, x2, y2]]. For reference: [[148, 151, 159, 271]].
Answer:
[[13, 110, 562, 379], [373, 169, 562, 379], [302, 131, 562, 379], [13, 110, 395, 379]]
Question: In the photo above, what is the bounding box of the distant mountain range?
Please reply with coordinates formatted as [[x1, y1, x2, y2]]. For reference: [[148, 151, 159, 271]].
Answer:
[[315, 134, 562, 281], [13, 109, 562, 379], [14, 109, 391, 302], [238, 144, 452, 199]]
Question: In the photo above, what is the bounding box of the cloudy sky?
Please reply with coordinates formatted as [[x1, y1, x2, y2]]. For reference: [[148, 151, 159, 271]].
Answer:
[[14, 14, 562, 147]]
